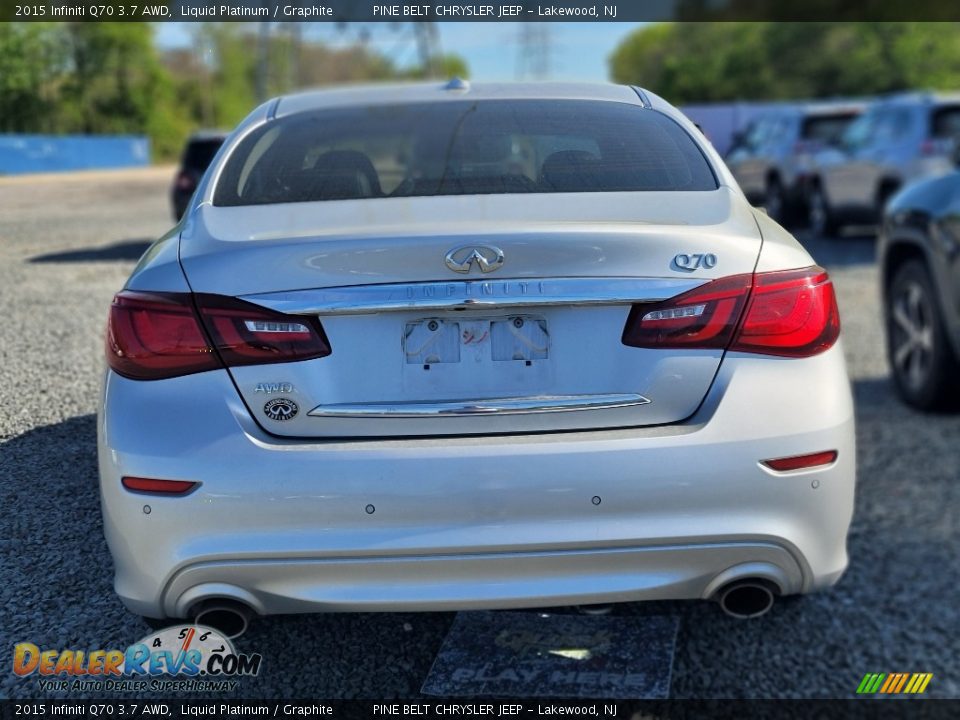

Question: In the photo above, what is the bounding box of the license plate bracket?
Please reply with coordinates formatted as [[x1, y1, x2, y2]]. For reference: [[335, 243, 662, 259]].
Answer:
[[404, 315, 549, 365]]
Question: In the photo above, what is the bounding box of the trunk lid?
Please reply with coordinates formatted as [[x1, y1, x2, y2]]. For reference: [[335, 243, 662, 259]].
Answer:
[[179, 189, 761, 437]]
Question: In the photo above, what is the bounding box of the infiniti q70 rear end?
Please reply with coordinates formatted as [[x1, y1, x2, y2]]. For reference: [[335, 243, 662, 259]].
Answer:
[[98, 82, 855, 628]]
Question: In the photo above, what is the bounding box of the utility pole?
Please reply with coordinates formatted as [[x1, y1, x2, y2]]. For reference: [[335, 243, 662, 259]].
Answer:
[[288, 22, 302, 92], [516, 24, 552, 80], [256, 22, 270, 103], [413, 23, 441, 78]]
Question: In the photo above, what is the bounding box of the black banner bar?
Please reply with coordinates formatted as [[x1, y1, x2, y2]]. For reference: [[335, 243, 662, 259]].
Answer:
[[2, 700, 960, 720], [5, 0, 960, 22]]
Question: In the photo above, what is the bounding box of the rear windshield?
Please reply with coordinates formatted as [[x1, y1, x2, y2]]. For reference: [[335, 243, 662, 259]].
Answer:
[[213, 100, 717, 206], [183, 139, 225, 171], [800, 113, 859, 144]]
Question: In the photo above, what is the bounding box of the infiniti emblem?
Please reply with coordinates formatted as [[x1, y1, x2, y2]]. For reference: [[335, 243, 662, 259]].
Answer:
[[444, 245, 505, 274], [263, 398, 299, 422]]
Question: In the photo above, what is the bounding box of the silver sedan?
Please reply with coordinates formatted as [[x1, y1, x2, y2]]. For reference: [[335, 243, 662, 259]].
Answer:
[[98, 82, 855, 637]]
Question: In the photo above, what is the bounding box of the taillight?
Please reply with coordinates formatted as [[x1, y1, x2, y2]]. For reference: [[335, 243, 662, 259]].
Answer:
[[106, 292, 220, 380], [194, 293, 331, 367], [175, 170, 196, 191], [622, 266, 839, 358], [622, 274, 752, 350], [731, 267, 840, 357], [106, 291, 331, 380]]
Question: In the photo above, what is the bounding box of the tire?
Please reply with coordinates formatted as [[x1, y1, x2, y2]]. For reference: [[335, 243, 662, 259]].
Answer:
[[808, 184, 838, 238], [885, 259, 960, 411]]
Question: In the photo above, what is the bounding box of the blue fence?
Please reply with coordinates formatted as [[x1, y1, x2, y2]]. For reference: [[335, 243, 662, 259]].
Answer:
[[0, 135, 150, 175]]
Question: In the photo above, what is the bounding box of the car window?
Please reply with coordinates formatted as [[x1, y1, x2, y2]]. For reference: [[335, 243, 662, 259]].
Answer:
[[872, 108, 913, 143], [183, 139, 224, 172], [800, 113, 859, 145], [840, 113, 875, 151], [840, 108, 911, 150], [213, 100, 717, 206], [931, 105, 960, 139], [742, 117, 788, 150]]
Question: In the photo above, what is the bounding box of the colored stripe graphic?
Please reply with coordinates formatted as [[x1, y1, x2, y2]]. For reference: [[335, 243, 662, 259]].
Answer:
[[856, 673, 886, 694], [879, 674, 896, 693], [893, 673, 909, 693], [857, 672, 932, 694]]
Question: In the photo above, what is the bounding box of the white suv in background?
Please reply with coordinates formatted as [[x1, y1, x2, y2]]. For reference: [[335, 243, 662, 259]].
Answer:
[[808, 92, 960, 236]]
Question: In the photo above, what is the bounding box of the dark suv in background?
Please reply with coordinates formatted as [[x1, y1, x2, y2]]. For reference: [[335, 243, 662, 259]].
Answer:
[[880, 164, 960, 410], [171, 130, 228, 220], [725, 102, 864, 225], [809, 93, 960, 236]]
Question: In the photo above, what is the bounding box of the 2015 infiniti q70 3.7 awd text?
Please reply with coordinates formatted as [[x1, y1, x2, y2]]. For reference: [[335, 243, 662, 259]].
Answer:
[[99, 82, 855, 634]]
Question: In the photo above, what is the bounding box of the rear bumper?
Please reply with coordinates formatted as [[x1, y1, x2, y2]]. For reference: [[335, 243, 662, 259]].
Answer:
[[98, 344, 856, 618]]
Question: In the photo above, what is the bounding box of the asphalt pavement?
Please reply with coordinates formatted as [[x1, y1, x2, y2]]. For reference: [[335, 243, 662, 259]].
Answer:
[[1, 169, 957, 699]]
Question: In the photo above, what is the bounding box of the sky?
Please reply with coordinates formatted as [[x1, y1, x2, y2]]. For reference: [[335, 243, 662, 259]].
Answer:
[[155, 22, 646, 82]]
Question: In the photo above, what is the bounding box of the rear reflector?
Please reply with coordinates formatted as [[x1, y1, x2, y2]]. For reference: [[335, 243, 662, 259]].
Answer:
[[121, 476, 199, 495], [106, 291, 331, 380], [622, 266, 840, 358], [762, 450, 838, 472]]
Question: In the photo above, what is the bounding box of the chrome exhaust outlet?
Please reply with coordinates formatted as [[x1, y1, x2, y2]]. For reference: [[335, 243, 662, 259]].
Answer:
[[191, 600, 254, 639], [716, 580, 776, 619]]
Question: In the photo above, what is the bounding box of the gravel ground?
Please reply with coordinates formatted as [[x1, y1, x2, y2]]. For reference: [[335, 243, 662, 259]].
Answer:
[[1, 169, 957, 700]]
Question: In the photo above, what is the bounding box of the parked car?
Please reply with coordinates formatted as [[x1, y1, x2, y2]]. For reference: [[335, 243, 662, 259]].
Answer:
[[725, 102, 864, 225], [880, 166, 960, 410], [808, 93, 960, 236], [171, 130, 227, 220], [100, 82, 855, 635]]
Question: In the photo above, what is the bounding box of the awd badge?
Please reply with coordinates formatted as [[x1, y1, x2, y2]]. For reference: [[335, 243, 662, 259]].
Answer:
[[263, 398, 299, 422], [254, 382, 294, 394]]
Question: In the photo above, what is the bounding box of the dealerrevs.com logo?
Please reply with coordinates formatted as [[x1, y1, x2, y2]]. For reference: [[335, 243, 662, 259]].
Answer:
[[13, 625, 262, 692]]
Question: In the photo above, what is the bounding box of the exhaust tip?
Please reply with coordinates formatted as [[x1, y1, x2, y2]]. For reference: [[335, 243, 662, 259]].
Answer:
[[716, 580, 776, 619], [192, 601, 253, 639]]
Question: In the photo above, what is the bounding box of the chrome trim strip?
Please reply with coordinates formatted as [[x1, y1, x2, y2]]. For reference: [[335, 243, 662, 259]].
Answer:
[[242, 277, 705, 316], [308, 393, 651, 418]]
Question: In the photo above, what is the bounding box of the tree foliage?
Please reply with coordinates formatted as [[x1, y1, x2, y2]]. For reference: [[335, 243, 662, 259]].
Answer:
[[0, 22, 468, 161], [609, 22, 960, 103]]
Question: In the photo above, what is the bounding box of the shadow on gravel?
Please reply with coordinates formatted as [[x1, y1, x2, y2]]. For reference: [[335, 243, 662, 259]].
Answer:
[[29, 238, 152, 264]]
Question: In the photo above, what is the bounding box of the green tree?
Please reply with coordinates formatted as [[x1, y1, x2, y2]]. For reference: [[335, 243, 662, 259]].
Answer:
[[0, 24, 67, 133], [610, 22, 960, 103]]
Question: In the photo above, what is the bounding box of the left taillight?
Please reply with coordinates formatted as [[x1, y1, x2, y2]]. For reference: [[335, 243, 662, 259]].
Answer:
[[622, 266, 840, 358], [106, 291, 331, 380]]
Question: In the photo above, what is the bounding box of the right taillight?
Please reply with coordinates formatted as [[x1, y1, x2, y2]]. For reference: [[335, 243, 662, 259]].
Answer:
[[622, 266, 839, 358], [731, 267, 840, 357], [106, 291, 331, 380]]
